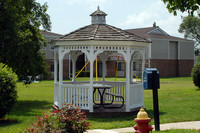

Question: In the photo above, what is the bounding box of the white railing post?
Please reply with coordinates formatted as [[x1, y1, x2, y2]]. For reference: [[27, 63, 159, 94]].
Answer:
[[54, 83, 59, 107]]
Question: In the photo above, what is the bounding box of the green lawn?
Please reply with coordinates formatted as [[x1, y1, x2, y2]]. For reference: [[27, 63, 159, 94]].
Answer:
[[0, 77, 200, 132], [0, 81, 54, 133]]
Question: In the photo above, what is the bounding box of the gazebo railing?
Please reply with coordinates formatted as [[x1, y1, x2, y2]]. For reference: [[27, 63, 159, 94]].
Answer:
[[104, 81, 126, 102], [55, 81, 144, 111], [129, 83, 144, 109], [62, 81, 126, 102], [61, 84, 90, 110], [55, 81, 143, 110]]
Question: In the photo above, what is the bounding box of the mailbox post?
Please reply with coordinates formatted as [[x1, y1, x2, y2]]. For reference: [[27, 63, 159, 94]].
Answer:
[[143, 68, 160, 131], [152, 71, 160, 131]]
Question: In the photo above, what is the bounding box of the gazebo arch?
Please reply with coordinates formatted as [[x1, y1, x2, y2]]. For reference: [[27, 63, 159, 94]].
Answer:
[[52, 7, 150, 112]]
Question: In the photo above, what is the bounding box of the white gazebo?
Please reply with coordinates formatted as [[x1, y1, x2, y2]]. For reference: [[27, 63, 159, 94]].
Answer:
[[52, 7, 149, 112]]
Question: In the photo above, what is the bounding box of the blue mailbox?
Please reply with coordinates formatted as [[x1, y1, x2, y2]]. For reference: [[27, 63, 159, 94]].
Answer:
[[143, 68, 160, 89]]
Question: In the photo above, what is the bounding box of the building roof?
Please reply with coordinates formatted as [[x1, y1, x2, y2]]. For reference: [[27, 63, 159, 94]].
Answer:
[[125, 27, 189, 41], [40, 31, 62, 37], [54, 24, 149, 42]]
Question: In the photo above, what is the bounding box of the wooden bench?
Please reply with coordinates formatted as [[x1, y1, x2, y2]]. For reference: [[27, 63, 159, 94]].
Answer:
[[105, 92, 124, 108]]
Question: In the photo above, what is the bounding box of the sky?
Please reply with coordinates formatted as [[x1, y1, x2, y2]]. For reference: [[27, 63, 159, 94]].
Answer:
[[36, 0, 188, 38]]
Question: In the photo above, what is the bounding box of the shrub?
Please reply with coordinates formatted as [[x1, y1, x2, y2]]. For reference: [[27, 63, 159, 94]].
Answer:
[[0, 63, 18, 119], [26, 104, 90, 133], [192, 56, 200, 88]]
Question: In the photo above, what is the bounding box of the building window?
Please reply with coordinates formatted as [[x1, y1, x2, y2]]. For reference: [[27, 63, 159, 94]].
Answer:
[[51, 62, 54, 72], [118, 62, 124, 71], [50, 45, 54, 50]]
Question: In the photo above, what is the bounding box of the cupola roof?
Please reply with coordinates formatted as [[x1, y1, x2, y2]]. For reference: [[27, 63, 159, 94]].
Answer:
[[90, 6, 107, 16]]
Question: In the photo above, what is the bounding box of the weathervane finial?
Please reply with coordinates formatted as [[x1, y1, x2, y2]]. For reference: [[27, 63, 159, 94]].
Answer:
[[97, 5, 100, 11]]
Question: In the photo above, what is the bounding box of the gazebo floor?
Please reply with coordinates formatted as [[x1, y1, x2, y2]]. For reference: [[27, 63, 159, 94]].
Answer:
[[83, 104, 142, 118], [53, 104, 142, 118]]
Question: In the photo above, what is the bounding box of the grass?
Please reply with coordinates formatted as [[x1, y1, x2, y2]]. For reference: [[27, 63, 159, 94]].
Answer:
[[0, 77, 200, 132], [88, 77, 200, 129], [0, 81, 54, 133]]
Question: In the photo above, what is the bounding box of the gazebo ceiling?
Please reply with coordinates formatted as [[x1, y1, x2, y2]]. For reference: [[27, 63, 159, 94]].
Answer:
[[54, 24, 149, 42]]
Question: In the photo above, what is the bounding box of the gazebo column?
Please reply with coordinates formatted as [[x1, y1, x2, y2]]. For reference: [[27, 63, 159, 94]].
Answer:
[[59, 59, 63, 83], [102, 60, 106, 84], [71, 52, 81, 83], [88, 48, 95, 112], [72, 58, 76, 83], [141, 50, 145, 107], [54, 50, 58, 107], [89, 59, 94, 112], [99, 53, 109, 104], [125, 48, 131, 112], [58, 49, 64, 108], [54, 51, 58, 83], [99, 52, 109, 84], [131, 60, 133, 82], [141, 49, 145, 83]]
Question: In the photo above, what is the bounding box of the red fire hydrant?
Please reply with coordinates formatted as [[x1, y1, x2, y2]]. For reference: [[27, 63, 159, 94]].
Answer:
[[133, 108, 153, 133]]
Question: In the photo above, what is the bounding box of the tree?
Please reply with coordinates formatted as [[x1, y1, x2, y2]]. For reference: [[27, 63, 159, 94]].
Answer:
[[162, 0, 200, 15], [0, 0, 51, 82], [178, 15, 200, 55], [192, 56, 200, 88], [153, 22, 157, 27], [0, 63, 18, 118]]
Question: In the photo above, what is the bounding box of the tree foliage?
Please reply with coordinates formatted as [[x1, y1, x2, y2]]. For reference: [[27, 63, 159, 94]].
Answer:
[[0, 63, 18, 119], [192, 56, 200, 88], [178, 15, 200, 55], [0, 0, 51, 82], [162, 0, 200, 15]]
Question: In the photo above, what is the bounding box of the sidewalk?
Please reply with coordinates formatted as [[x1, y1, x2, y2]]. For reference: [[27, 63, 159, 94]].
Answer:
[[86, 121, 200, 133]]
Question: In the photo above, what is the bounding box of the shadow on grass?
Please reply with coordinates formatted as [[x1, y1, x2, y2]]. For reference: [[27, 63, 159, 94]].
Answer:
[[10, 100, 53, 116], [0, 100, 52, 128], [0, 119, 21, 127], [87, 115, 136, 123], [87, 109, 166, 122], [146, 109, 166, 119], [196, 88, 200, 91]]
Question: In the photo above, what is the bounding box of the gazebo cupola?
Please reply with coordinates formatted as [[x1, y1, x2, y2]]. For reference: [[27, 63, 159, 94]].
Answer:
[[90, 6, 107, 24]]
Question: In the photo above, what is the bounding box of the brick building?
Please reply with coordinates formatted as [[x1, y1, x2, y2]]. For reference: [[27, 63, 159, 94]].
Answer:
[[126, 27, 194, 77]]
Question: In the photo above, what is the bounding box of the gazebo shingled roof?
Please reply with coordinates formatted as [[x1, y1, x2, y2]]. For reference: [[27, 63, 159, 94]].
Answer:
[[54, 24, 148, 42]]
